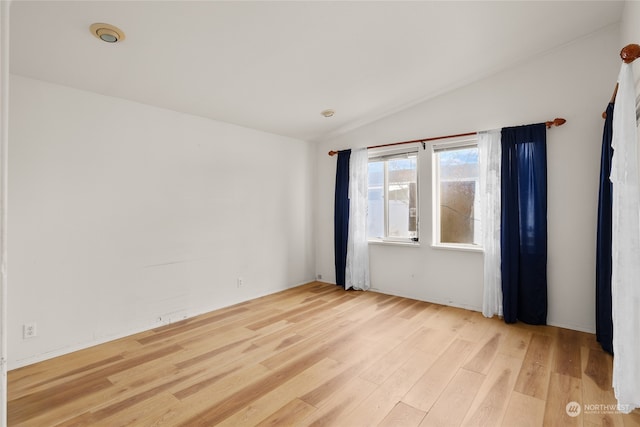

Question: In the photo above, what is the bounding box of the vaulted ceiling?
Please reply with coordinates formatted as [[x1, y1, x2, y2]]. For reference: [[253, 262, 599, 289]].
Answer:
[[10, 1, 624, 142]]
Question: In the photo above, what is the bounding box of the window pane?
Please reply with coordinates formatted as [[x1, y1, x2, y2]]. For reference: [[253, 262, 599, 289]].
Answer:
[[388, 156, 417, 239], [367, 161, 384, 239], [438, 147, 480, 245]]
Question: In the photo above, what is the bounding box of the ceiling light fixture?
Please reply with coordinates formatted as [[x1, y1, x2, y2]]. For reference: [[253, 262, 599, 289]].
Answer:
[[90, 23, 126, 43], [321, 109, 335, 118]]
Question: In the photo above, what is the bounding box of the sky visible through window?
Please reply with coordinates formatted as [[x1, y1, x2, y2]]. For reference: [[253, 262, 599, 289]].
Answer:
[[439, 147, 478, 180], [368, 158, 416, 183], [439, 148, 478, 165]]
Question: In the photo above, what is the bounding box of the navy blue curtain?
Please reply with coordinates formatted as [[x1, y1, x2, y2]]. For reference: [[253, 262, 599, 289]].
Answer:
[[596, 103, 614, 354], [334, 150, 351, 287], [501, 123, 548, 324]]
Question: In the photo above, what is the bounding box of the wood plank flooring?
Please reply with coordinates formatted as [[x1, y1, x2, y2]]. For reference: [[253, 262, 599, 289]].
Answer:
[[8, 282, 640, 426]]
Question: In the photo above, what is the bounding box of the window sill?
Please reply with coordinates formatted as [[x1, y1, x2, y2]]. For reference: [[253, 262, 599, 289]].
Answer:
[[368, 239, 420, 247], [431, 243, 483, 253]]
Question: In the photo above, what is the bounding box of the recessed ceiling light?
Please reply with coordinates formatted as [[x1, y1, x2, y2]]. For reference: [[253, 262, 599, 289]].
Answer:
[[90, 23, 126, 43], [321, 109, 335, 118]]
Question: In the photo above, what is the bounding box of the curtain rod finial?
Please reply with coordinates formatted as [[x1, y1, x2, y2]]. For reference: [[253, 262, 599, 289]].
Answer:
[[621, 44, 640, 64], [545, 117, 566, 129], [328, 150, 338, 156]]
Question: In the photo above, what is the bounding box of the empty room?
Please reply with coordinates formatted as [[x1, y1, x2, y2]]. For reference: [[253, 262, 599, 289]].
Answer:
[[2, 1, 640, 426]]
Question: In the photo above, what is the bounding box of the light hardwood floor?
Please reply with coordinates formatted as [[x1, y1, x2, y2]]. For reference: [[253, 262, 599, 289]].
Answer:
[[8, 282, 640, 426]]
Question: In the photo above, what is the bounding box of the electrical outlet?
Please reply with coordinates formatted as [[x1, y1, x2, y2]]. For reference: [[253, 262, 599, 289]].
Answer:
[[317, 274, 323, 280], [23, 322, 37, 339], [237, 277, 244, 288]]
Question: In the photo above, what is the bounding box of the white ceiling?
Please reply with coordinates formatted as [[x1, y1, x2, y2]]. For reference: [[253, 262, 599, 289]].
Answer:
[[10, 1, 624, 142]]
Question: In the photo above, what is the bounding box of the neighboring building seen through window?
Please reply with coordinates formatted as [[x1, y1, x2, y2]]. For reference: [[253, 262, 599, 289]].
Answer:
[[433, 141, 481, 247], [367, 149, 418, 242]]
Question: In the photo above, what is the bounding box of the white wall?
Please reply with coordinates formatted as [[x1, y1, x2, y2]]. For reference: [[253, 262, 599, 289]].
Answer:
[[8, 76, 315, 368], [315, 25, 622, 333], [1, 1, 10, 423]]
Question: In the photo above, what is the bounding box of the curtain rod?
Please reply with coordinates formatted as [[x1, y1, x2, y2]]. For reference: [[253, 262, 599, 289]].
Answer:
[[602, 43, 640, 119], [327, 117, 567, 156]]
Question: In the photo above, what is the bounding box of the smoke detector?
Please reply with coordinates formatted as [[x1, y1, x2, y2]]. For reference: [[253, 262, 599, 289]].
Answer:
[[90, 23, 126, 43]]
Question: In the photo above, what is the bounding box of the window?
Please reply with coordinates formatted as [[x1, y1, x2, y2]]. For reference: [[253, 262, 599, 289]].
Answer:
[[367, 149, 419, 243], [433, 139, 481, 248]]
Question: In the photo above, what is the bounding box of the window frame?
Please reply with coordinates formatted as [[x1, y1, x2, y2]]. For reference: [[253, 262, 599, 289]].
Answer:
[[367, 146, 420, 245], [432, 137, 483, 252]]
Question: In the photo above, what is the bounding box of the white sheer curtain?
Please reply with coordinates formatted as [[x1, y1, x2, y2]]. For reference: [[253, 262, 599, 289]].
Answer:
[[610, 62, 640, 413], [478, 130, 502, 318], [345, 148, 370, 291]]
